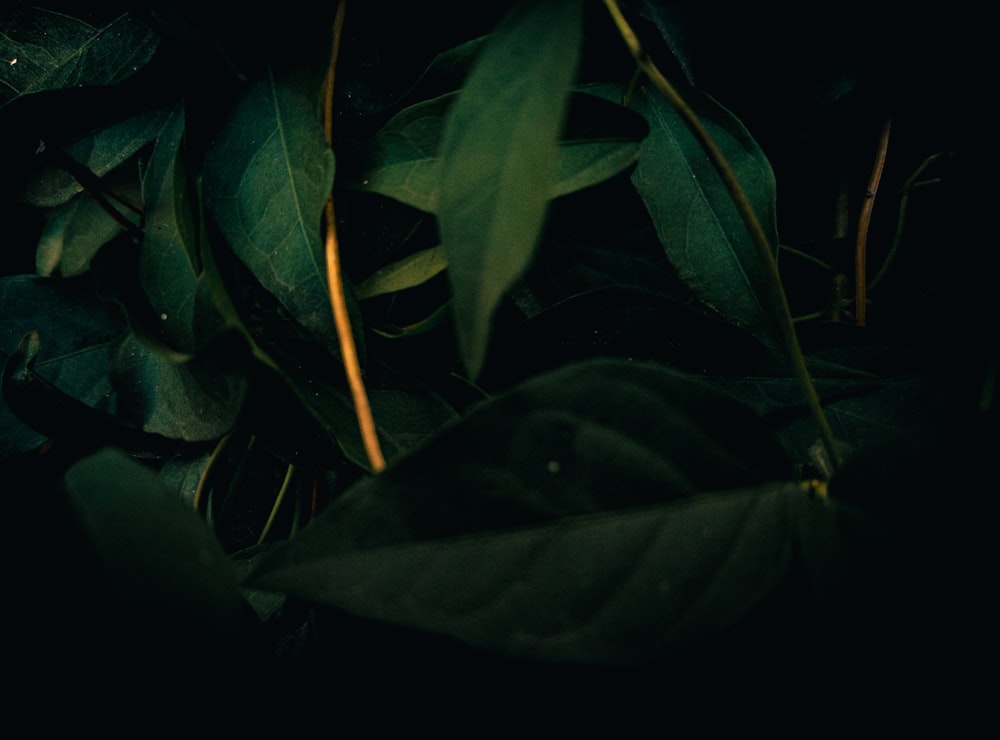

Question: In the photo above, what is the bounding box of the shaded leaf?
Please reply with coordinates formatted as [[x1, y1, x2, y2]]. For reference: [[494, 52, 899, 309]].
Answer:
[[35, 184, 137, 277], [22, 106, 169, 207], [141, 103, 219, 354], [0, 8, 159, 108], [108, 332, 248, 442], [63, 447, 250, 655], [245, 356, 805, 662], [248, 480, 869, 665], [436, 0, 583, 378], [0, 275, 122, 456], [203, 66, 339, 354], [631, 83, 785, 356], [718, 352, 941, 469], [344, 91, 646, 215], [247, 357, 792, 553]]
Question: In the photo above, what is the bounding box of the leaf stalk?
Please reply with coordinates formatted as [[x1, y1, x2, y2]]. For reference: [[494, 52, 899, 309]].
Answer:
[[602, 0, 843, 470]]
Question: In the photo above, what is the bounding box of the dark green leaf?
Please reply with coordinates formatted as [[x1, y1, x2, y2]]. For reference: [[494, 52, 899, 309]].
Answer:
[[0, 8, 159, 108], [718, 353, 941, 470], [63, 447, 249, 654], [248, 357, 791, 551], [631, 83, 785, 355], [140, 103, 210, 354], [436, 0, 583, 378], [22, 107, 170, 207], [35, 182, 138, 277], [108, 332, 248, 442], [203, 66, 339, 354], [246, 357, 806, 664], [346, 91, 646, 215], [249, 481, 869, 665], [1, 275, 122, 456]]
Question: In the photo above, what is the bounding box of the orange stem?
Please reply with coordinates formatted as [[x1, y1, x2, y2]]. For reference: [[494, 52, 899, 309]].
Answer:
[[322, 0, 385, 472], [855, 117, 892, 327]]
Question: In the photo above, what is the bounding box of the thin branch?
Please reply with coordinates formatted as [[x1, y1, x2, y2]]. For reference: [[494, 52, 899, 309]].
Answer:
[[854, 117, 892, 326], [602, 0, 844, 469], [322, 0, 386, 472]]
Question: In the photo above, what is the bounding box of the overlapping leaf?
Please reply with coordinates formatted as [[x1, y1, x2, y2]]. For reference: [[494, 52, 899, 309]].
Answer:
[[631, 83, 785, 356], [22, 107, 169, 207], [203, 67, 339, 355], [435, 0, 583, 379], [63, 448, 250, 653], [0, 275, 123, 456], [140, 103, 206, 354], [0, 7, 159, 108], [107, 332, 247, 443], [244, 357, 832, 664], [345, 91, 648, 214]]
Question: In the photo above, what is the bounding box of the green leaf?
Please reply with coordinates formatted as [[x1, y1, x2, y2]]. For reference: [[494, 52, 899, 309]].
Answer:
[[718, 351, 942, 469], [436, 0, 583, 379], [244, 358, 834, 665], [248, 480, 868, 665], [140, 103, 207, 354], [62, 448, 250, 655], [203, 66, 339, 355], [22, 106, 170, 207], [35, 187, 136, 277], [355, 245, 448, 300], [0, 8, 159, 108], [1, 275, 123, 456], [345, 91, 646, 215], [247, 359, 812, 663], [108, 332, 247, 442], [630, 84, 785, 355]]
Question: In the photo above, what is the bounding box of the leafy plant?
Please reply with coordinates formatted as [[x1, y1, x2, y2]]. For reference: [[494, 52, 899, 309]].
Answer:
[[1, 0, 993, 700]]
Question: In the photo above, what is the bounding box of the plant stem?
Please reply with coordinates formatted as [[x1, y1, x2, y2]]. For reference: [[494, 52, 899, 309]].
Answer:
[[322, 0, 385, 472], [602, 0, 843, 469], [855, 116, 892, 326]]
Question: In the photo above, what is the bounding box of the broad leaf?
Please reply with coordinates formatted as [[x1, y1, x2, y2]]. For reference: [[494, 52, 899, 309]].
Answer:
[[22, 107, 170, 207], [63, 448, 249, 655], [436, 0, 583, 379], [245, 358, 844, 665], [203, 66, 339, 355], [346, 91, 646, 215], [35, 186, 138, 277], [0, 8, 159, 108], [249, 481, 874, 665], [108, 332, 247, 442], [0, 275, 122, 456], [631, 83, 785, 356]]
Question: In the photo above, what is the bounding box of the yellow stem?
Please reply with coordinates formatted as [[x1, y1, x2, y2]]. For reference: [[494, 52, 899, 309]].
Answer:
[[602, 0, 844, 469], [322, 0, 386, 472]]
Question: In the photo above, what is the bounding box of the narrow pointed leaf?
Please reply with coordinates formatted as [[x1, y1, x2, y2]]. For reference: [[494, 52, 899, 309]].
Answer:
[[355, 245, 448, 300], [203, 67, 339, 354], [0, 8, 159, 107], [345, 91, 645, 215], [436, 0, 583, 378], [140, 103, 204, 353], [631, 84, 785, 355]]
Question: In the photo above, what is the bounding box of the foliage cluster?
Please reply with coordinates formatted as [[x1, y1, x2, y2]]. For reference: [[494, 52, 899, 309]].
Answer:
[[0, 0, 993, 702]]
